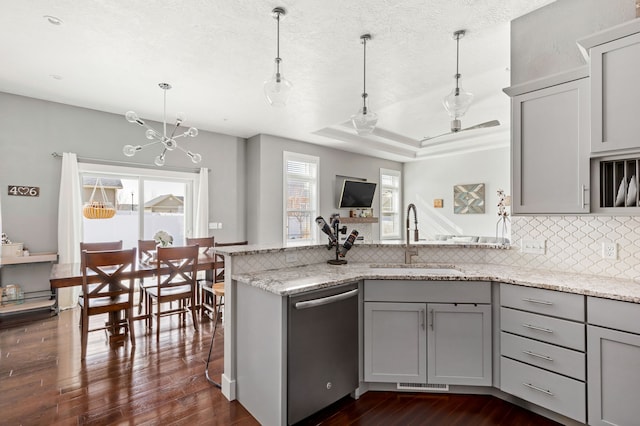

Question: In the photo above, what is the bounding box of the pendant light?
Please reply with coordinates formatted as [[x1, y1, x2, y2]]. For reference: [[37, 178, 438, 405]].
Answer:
[[442, 30, 473, 132], [123, 83, 201, 167], [351, 34, 377, 135], [264, 7, 292, 107]]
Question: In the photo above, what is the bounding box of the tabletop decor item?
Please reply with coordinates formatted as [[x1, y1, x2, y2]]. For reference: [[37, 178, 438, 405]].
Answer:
[[154, 230, 173, 248], [496, 188, 510, 243]]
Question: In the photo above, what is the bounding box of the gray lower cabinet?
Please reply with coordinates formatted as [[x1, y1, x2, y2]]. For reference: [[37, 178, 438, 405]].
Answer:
[[363, 301, 426, 383], [363, 280, 492, 387], [499, 284, 586, 423], [427, 303, 492, 386], [587, 297, 640, 426]]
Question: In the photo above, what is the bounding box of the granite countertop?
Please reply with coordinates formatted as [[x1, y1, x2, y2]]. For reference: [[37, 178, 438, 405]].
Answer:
[[217, 241, 511, 256], [232, 262, 640, 303]]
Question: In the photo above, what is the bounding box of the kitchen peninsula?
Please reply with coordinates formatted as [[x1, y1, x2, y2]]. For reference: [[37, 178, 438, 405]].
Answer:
[[216, 242, 640, 426]]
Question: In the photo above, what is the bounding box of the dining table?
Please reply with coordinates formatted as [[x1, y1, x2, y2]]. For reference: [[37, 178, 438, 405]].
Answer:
[[49, 251, 224, 343]]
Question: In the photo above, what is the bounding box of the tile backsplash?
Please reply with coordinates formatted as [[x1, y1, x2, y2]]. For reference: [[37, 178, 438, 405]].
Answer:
[[508, 215, 640, 280], [231, 216, 640, 281]]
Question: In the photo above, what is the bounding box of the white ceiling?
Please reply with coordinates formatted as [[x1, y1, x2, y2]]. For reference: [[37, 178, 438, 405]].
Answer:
[[0, 0, 555, 162]]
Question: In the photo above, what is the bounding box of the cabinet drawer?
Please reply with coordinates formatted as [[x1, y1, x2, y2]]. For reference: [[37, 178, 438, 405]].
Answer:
[[500, 307, 585, 351], [500, 332, 585, 381], [500, 357, 585, 423], [364, 280, 490, 303], [500, 284, 584, 321], [588, 297, 640, 334]]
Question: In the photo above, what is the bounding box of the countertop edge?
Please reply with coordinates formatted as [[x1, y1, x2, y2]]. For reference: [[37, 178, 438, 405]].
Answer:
[[232, 263, 640, 303]]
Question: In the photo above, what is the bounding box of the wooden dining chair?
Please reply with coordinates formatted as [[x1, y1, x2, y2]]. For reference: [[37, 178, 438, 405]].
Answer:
[[137, 239, 158, 318], [145, 245, 199, 340], [79, 248, 136, 360], [208, 241, 248, 321], [80, 240, 123, 252], [185, 237, 215, 318]]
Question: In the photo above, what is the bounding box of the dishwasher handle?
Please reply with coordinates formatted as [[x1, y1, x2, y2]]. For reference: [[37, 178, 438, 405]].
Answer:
[[294, 288, 358, 310]]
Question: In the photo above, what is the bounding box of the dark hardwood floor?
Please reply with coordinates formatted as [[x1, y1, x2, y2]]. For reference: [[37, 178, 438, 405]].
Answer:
[[0, 308, 561, 425]]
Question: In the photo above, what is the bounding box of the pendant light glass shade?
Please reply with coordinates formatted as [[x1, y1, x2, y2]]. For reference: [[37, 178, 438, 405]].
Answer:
[[442, 30, 474, 121], [264, 7, 292, 107], [351, 97, 378, 135], [264, 58, 293, 107], [443, 86, 473, 119], [352, 34, 376, 135]]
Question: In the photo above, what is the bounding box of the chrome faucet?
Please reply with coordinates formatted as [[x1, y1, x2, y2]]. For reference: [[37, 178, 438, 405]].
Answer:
[[405, 203, 419, 264]]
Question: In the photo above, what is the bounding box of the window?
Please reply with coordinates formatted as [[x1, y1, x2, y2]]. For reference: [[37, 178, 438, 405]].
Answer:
[[283, 152, 319, 245], [78, 163, 197, 249], [380, 168, 401, 239]]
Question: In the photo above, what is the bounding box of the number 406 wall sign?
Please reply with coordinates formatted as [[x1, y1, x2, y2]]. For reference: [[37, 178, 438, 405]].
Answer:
[[8, 185, 40, 197]]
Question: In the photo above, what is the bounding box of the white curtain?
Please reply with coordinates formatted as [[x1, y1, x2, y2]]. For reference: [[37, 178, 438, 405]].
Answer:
[[57, 153, 83, 309], [194, 167, 209, 238]]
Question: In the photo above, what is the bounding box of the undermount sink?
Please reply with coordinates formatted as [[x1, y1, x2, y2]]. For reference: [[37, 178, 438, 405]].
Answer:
[[369, 264, 464, 276]]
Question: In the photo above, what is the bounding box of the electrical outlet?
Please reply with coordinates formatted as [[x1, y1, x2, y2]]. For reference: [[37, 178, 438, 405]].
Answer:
[[285, 252, 298, 263], [602, 242, 617, 260], [208, 222, 218, 229], [521, 239, 546, 255]]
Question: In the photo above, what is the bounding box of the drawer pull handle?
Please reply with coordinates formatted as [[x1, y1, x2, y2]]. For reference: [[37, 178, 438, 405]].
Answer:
[[523, 382, 554, 396], [522, 350, 554, 362], [522, 297, 553, 306], [522, 323, 553, 333]]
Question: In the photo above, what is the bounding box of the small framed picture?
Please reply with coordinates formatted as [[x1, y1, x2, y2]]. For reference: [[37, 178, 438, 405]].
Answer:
[[434, 199, 444, 208]]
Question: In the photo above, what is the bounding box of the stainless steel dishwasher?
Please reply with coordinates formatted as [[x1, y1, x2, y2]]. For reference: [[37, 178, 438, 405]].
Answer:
[[287, 282, 359, 425]]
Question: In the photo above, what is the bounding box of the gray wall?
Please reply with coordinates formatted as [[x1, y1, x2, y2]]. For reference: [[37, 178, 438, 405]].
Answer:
[[246, 134, 403, 245], [511, 0, 635, 85], [0, 92, 246, 254], [404, 147, 510, 239]]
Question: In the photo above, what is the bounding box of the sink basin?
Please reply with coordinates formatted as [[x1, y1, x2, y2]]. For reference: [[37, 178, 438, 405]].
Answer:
[[369, 264, 463, 276]]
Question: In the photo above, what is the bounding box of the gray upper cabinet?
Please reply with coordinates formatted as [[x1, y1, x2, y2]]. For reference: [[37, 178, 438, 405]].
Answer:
[[506, 70, 590, 214], [578, 21, 640, 154], [427, 303, 492, 386]]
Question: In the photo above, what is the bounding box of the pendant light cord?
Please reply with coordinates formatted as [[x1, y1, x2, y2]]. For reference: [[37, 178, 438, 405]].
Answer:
[[275, 12, 281, 76], [162, 87, 167, 138], [361, 35, 370, 112], [454, 33, 461, 94]]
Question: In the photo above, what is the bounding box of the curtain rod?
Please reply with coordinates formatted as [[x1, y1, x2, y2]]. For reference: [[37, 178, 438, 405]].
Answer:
[[51, 152, 209, 173]]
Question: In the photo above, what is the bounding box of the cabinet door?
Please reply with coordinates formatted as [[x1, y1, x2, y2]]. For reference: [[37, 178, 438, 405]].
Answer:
[[511, 78, 589, 214], [364, 302, 426, 383], [588, 325, 640, 426], [427, 304, 492, 386], [591, 32, 640, 153]]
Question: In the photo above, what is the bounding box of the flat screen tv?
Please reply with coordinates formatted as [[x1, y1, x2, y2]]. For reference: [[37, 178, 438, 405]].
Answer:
[[338, 180, 377, 209]]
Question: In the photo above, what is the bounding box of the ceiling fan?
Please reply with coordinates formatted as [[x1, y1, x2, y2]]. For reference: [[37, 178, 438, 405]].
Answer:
[[420, 29, 500, 147]]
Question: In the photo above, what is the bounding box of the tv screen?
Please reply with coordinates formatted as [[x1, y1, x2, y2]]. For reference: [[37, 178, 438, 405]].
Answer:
[[339, 180, 377, 208]]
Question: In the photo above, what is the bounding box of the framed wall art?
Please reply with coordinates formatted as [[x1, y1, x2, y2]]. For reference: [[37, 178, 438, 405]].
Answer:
[[453, 183, 485, 214]]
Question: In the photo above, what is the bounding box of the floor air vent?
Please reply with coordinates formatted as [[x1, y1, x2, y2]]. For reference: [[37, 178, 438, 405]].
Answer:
[[397, 383, 450, 392]]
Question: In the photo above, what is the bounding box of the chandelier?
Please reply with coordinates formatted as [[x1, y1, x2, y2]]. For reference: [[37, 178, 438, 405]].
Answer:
[[263, 7, 293, 107], [442, 30, 474, 132], [351, 34, 377, 135], [123, 83, 201, 167]]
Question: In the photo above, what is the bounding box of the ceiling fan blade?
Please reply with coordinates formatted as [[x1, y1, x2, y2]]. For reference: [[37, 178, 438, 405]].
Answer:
[[460, 120, 500, 131], [419, 130, 454, 144], [420, 119, 500, 147]]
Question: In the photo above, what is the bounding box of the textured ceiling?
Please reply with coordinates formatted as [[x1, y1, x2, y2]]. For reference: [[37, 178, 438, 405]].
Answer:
[[0, 0, 555, 161]]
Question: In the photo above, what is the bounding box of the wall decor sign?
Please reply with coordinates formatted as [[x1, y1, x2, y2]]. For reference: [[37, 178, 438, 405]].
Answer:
[[433, 199, 444, 208], [8, 185, 40, 197], [453, 183, 485, 214]]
